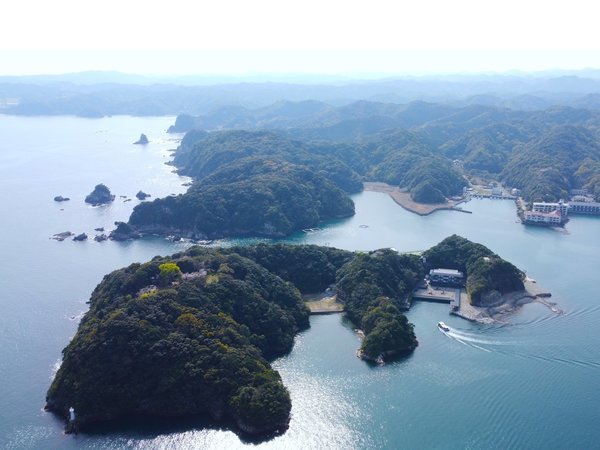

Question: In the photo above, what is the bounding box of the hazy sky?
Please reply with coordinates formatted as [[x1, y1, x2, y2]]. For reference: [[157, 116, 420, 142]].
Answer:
[[1, 0, 600, 76]]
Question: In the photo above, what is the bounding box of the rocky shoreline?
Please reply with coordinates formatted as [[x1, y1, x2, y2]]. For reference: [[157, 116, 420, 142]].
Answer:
[[451, 278, 561, 324]]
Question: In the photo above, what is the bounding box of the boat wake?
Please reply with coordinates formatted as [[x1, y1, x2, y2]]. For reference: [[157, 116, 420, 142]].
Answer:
[[443, 329, 494, 352], [439, 324, 600, 370]]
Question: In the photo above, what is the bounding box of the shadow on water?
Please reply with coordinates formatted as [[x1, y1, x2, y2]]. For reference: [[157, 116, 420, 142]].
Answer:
[[60, 413, 284, 445]]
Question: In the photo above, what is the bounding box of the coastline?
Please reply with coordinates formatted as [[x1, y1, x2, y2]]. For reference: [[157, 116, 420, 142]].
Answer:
[[303, 293, 345, 314], [451, 278, 561, 324], [363, 182, 468, 216]]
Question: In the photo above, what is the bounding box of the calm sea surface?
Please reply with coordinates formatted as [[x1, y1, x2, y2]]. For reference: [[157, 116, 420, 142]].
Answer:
[[1, 115, 599, 449]]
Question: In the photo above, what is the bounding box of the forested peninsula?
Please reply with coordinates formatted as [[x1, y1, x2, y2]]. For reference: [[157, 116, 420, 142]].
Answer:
[[113, 96, 600, 242], [117, 127, 466, 240], [47, 237, 525, 436]]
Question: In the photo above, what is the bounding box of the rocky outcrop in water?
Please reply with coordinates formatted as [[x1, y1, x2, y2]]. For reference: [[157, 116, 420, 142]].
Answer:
[[109, 222, 141, 241], [53, 195, 70, 202], [133, 133, 149, 145], [51, 231, 73, 241], [85, 184, 115, 206], [136, 191, 151, 200], [73, 233, 88, 241]]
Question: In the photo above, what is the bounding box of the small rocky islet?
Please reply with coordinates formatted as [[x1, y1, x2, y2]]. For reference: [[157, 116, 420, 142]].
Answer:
[[135, 190, 151, 200], [84, 184, 115, 206], [133, 133, 149, 145]]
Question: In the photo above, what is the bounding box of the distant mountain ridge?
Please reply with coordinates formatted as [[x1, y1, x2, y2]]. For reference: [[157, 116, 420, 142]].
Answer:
[[4, 70, 600, 117]]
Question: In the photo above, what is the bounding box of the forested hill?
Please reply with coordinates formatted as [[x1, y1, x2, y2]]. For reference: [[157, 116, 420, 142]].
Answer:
[[125, 130, 362, 239], [500, 125, 600, 201], [423, 235, 525, 306], [44, 244, 422, 434], [170, 98, 600, 202], [173, 130, 362, 193], [129, 158, 355, 238], [122, 127, 466, 239]]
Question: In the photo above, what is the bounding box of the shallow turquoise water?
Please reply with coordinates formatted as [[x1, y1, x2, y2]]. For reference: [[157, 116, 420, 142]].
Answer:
[[1, 115, 599, 449]]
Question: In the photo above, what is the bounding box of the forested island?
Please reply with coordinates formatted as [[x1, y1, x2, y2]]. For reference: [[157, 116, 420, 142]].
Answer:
[[47, 237, 528, 436]]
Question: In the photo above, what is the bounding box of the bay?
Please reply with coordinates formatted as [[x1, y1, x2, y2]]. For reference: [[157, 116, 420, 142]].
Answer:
[[0, 115, 599, 449]]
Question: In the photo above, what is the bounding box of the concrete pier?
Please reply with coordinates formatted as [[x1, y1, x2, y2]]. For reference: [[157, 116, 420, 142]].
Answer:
[[413, 287, 461, 311]]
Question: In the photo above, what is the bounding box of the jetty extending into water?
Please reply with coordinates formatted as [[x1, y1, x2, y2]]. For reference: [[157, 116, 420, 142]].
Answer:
[[412, 277, 559, 324], [413, 286, 461, 310]]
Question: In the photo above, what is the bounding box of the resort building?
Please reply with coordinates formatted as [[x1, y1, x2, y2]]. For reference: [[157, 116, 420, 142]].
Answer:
[[569, 201, 600, 215], [532, 201, 569, 216], [429, 268, 464, 287], [523, 210, 562, 225], [570, 189, 588, 196], [571, 195, 592, 202]]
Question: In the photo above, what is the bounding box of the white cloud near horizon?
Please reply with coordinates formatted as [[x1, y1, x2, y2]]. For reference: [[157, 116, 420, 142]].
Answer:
[[3, 0, 599, 50], [1, 0, 600, 75]]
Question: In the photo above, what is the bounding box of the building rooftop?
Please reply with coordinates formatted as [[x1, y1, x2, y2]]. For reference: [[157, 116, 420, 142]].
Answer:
[[570, 201, 600, 207], [430, 268, 463, 276], [525, 210, 561, 217]]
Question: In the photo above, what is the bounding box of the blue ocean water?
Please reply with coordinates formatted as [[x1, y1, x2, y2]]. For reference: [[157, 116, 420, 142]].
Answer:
[[0, 115, 599, 449]]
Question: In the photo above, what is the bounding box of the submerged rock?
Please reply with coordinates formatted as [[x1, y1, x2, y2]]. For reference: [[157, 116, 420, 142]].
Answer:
[[133, 133, 149, 145], [94, 234, 108, 242], [53, 195, 70, 202], [85, 184, 115, 206]]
